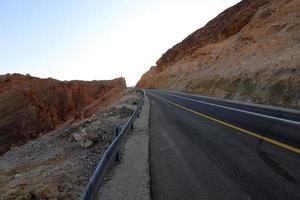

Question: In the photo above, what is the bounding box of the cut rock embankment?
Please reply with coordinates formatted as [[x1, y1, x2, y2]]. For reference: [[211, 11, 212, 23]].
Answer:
[[137, 0, 300, 109]]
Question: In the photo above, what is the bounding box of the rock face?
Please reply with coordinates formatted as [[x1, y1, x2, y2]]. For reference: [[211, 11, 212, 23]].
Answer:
[[137, 0, 300, 109], [0, 73, 126, 155]]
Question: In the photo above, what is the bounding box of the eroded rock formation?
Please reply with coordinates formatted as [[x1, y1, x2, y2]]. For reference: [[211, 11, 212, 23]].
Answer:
[[137, 0, 300, 109], [0, 73, 126, 154]]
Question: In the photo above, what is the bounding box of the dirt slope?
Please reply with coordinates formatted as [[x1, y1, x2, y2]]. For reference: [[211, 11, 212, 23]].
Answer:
[[137, 0, 300, 109], [0, 73, 126, 155]]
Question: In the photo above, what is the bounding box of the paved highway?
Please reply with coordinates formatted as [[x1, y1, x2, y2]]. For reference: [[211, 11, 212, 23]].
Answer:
[[146, 89, 300, 200]]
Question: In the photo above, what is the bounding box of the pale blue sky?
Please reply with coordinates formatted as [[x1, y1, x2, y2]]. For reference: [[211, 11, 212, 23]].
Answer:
[[0, 0, 240, 86]]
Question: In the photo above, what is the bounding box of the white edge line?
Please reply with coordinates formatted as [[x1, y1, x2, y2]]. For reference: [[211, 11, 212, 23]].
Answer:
[[163, 90, 300, 115], [153, 91, 300, 126]]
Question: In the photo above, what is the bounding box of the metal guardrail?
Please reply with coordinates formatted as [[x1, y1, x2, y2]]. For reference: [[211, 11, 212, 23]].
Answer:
[[80, 90, 144, 200]]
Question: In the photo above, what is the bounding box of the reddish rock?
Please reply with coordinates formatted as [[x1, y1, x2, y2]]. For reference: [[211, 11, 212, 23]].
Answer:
[[137, 0, 300, 109], [0, 73, 126, 155], [155, 0, 269, 69]]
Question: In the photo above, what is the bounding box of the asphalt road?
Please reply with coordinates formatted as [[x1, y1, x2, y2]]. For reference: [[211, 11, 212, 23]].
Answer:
[[147, 89, 300, 200]]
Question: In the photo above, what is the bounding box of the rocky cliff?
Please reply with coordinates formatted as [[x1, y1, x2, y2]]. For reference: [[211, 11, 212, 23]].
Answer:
[[0, 73, 126, 154], [137, 0, 300, 109]]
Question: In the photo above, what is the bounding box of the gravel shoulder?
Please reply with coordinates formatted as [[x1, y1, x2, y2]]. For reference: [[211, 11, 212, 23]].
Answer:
[[98, 94, 151, 200]]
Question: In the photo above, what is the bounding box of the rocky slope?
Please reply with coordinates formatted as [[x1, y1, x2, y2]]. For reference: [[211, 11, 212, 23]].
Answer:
[[0, 73, 126, 155], [0, 90, 142, 199], [137, 0, 300, 109]]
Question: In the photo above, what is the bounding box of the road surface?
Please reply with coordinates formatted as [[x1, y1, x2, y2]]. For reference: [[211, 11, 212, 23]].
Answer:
[[147, 89, 300, 200]]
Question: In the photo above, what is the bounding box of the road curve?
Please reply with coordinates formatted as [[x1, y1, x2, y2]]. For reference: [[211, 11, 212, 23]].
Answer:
[[147, 89, 300, 200]]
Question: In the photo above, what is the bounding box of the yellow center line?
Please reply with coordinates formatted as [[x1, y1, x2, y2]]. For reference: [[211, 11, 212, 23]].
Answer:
[[148, 92, 300, 154]]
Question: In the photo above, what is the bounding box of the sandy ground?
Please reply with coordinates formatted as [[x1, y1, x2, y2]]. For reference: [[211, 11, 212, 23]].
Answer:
[[98, 94, 151, 200]]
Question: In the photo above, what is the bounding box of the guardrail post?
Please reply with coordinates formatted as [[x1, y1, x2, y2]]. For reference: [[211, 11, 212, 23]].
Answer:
[[130, 109, 134, 130], [131, 122, 134, 130], [115, 126, 121, 162]]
